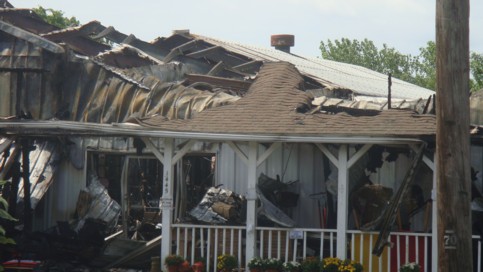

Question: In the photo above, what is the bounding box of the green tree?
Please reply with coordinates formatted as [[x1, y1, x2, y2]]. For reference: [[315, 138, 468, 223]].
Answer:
[[470, 52, 483, 91], [0, 180, 17, 272], [32, 6, 80, 28], [320, 38, 482, 92], [414, 41, 436, 90], [320, 38, 419, 85]]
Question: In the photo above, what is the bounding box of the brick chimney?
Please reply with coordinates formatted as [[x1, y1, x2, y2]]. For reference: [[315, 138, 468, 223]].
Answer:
[[271, 34, 294, 53]]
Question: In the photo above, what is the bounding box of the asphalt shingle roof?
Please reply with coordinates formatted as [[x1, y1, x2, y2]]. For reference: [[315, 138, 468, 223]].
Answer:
[[136, 62, 436, 138]]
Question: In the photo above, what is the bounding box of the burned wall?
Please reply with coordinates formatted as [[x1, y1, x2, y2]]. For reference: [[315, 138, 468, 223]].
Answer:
[[0, 32, 64, 119]]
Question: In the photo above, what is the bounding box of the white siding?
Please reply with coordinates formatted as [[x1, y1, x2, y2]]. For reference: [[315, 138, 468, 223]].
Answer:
[[471, 145, 483, 194], [34, 159, 85, 230], [216, 143, 325, 228], [217, 143, 437, 230]]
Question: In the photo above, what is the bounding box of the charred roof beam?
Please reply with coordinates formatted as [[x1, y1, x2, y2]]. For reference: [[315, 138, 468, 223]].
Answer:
[[233, 60, 263, 74], [207, 61, 225, 76], [163, 39, 198, 62], [122, 34, 137, 45], [41, 21, 105, 38], [91, 26, 129, 44], [91, 25, 115, 40], [185, 74, 251, 92], [186, 45, 222, 58]]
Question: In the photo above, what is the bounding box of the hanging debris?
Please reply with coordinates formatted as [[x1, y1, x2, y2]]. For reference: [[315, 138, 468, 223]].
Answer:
[[75, 176, 121, 232], [189, 186, 245, 224]]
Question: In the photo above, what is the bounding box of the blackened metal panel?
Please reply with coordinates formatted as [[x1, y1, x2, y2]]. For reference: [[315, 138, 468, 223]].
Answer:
[[17, 140, 59, 209], [0, 71, 12, 116]]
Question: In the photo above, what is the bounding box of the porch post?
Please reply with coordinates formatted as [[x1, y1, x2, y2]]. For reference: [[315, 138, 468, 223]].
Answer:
[[161, 138, 175, 268], [421, 150, 438, 272], [336, 144, 349, 259], [431, 156, 438, 272], [245, 141, 258, 266]]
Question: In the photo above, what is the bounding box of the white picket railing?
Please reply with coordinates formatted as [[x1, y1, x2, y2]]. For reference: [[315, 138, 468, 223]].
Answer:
[[171, 224, 482, 272], [347, 230, 432, 272], [172, 224, 246, 272], [257, 227, 337, 262], [473, 234, 482, 272]]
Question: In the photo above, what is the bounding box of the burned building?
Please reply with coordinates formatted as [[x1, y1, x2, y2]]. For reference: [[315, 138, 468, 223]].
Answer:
[[1, 3, 482, 272]]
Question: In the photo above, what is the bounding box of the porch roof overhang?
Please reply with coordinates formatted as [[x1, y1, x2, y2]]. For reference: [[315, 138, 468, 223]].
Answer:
[[0, 120, 428, 145]]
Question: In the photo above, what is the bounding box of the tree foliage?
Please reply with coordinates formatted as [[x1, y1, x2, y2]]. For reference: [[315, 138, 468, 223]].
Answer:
[[470, 52, 483, 91], [0, 180, 17, 271], [414, 41, 436, 90], [320, 38, 483, 92], [32, 6, 80, 29], [320, 38, 417, 84]]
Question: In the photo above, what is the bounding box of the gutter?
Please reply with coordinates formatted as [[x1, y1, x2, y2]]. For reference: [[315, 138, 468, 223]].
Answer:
[[0, 120, 426, 145]]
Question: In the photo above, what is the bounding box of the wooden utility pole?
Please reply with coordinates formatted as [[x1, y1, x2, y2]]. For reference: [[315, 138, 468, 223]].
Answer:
[[436, 0, 472, 271]]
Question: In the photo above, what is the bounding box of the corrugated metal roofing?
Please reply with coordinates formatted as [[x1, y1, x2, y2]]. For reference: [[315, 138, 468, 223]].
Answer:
[[191, 34, 435, 100], [0, 20, 64, 54], [313, 95, 430, 113]]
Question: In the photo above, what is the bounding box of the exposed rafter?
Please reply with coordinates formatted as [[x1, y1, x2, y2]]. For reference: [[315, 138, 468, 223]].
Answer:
[[186, 45, 222, 58]]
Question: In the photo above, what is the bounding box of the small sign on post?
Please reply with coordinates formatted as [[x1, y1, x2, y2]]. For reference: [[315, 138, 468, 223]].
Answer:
[[289, 229, 303, 239], [443, 230, 457, 250]]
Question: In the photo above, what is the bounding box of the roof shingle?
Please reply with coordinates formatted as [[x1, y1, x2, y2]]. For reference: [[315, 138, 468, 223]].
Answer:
[[136, 62, 436, 138]]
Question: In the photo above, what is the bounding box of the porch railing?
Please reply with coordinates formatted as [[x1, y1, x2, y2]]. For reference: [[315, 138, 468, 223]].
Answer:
[[347, 230, 432, 272], [172, 224, 246, 272], [171, 224, 482, 272], [257, 227, 337, 262]]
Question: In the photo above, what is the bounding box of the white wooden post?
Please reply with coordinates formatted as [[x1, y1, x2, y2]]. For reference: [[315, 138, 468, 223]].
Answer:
[[421, 151, 438, 272], [161, 138, 175, 268], [336, 144, 349, 259], [245, 141, 258, 266], [431, 156, 438, 272]]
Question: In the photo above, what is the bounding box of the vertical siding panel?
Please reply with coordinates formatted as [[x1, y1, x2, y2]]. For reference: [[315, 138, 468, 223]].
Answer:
[[295, 144, 321, 228], [281, 143, 298, 183], [266, 144, 283, 178], [256, 144, 268, 179], [234, 144, 248, 194], [217, 143, 242, 192], [35, 160, 85, 229], [471, 145, 483, 194], [0, 72, 12, 116]]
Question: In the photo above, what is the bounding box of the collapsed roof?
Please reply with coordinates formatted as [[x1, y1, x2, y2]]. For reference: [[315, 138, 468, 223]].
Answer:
[[135, 62, 436, 138], [0, 6, 436, 130]]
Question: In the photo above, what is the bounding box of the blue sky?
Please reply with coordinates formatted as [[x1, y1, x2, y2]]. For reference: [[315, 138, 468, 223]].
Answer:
[[14, 0, 483, 58]]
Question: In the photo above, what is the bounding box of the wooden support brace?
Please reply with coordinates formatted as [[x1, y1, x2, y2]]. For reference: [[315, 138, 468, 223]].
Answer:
[[227, 141, 248, 165], [257, 142, 281, 167]]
